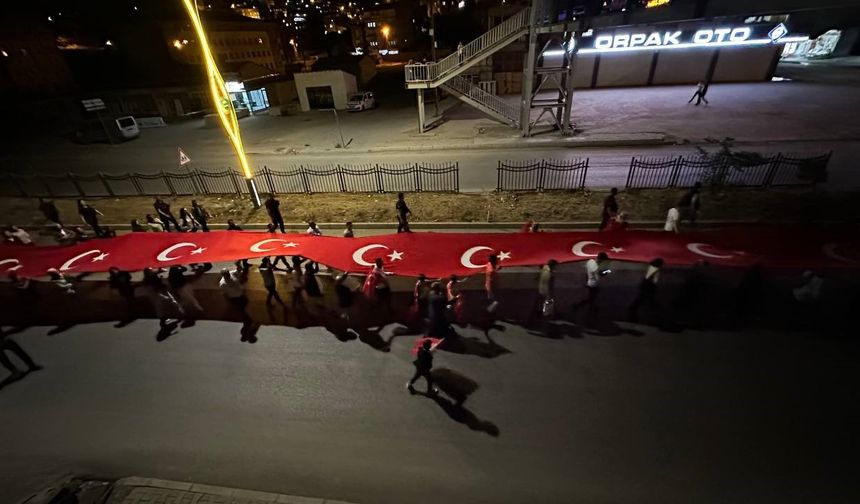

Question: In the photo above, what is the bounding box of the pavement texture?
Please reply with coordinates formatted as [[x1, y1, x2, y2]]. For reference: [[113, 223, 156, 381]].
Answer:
[[107, 477, 356, 504], [2, 62, 860, 190], [1, 264, 859, 504]]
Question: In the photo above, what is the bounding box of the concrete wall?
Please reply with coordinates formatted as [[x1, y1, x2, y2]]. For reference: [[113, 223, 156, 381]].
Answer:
[[571, 53, 596, 89], [595, 52, 652, 87], [294, 71, 358, 111], [712, 46, 778, 82], [652, 49, 715, 85]]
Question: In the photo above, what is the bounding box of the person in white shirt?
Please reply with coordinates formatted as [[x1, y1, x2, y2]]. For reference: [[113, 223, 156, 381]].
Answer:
[[572, 252, 611, 323], [628, 258, 664, 322], [219, 268, 254, 340], [664, 207, 680, 233], [306, 221, 322, 236], [46, 268, 75, 295]]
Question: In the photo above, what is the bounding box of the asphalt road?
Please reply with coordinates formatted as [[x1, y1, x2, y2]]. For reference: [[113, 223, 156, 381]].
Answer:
[[1, 312, 857, 503]]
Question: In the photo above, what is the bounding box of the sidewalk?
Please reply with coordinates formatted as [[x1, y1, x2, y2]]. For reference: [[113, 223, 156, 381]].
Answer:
[[108, 477, 357, 504]]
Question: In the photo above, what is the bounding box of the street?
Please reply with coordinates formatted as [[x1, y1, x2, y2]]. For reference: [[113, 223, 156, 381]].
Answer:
[[1, 276, 858, 504], [3, 62, 860, 190]]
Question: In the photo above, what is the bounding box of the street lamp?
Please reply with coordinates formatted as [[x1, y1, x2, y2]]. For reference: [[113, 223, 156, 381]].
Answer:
[[380, 24, 391, 48], [181, 0, 260, 207]]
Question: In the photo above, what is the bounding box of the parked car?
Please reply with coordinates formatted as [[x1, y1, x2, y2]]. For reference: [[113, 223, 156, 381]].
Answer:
[[347, 92, 376, 112], [72, 116, 140, 144]]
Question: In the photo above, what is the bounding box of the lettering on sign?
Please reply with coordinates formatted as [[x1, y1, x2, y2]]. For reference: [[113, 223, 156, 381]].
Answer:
[[593, 27, 751, 51]]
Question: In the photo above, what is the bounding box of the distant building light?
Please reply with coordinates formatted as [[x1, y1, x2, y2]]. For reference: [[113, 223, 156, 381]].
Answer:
[[173, 39, 183, 49], [226, 81, 245, 93], [1, 50, 8, 57], [258, 37, 264, 43], [294, 16, 305, 21], [458, 0, 465, 9], [47, 15, 53, 21], [105, 40, 113, 46], [133, 5, 138, 11], [645, 0, 671, 7]]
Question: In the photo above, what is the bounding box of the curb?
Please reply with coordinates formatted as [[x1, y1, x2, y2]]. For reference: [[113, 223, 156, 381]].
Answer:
[[24, 219, 763, 232], [114, 477, 357, 504], [246, 133, 670, 156]]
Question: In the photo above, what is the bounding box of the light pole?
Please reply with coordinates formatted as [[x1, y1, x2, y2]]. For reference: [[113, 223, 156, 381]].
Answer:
[[181, 0, 260, 207]]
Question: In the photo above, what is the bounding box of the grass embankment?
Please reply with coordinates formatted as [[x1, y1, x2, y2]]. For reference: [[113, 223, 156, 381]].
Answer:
[[1, 187, 857, 227]]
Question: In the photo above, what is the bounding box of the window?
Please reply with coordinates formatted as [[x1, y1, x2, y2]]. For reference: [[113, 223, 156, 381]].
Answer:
[[367, 21, 375, 28], [370, 41, 378, 46]]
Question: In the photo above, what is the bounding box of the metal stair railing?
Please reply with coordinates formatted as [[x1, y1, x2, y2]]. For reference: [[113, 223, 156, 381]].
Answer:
[[442, 76, 519, 125], [405, 8, 530, 84]]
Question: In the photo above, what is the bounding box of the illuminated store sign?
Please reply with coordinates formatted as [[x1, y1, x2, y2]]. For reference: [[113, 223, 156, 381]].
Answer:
[[571, 25, 807, 54]]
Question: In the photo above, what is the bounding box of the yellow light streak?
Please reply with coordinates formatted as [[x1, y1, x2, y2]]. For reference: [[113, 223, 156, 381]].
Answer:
[[181, 0, 253, 179]]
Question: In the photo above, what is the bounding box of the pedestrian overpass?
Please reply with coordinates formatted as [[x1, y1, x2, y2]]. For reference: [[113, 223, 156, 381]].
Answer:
[[404, 0, 852, 137]]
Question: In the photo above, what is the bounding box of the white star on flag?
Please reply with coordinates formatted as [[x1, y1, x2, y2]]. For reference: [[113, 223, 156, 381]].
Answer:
[[387, 250, 404, 261], [283, 242, 298, 248], [611, 246, 625, 253], [91, 253, 109, 262], [498, 251, 512, 261], [191, 247, 206, 255]]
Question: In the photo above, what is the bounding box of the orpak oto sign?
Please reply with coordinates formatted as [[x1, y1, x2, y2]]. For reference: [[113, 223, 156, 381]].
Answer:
[[577, 24, 802, 53]]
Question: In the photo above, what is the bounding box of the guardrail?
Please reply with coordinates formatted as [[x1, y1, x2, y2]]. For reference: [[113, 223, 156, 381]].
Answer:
[[497, 159, 589, 191], [625, 152, 831, 189], [0, 163, 460, 198]]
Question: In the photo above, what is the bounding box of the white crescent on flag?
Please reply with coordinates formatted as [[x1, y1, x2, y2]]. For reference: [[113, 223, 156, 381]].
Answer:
[[352, 244, 389, 267], [460, 246, 494, 269], [156, 242, 199, 262], [60, 249, 106, 271]]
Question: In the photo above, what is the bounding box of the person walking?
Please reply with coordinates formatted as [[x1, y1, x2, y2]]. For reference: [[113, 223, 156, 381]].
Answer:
[[536, 259, 557, 319], [5, 226, 33, 245], [303, 261, 323, 312], [484, 254, 500, 313], [265, 193, 286, 233], [108, 267, 136, 320], [289, 255, 307, 307], [150, 282, 184, 335], [457, 41, 464, 64], [154, 198, 180, 232], [627, 258, 664, 323], [77, 199, 104, 237], [178, 207, 199, 232], [1, 329, 42, 382], [446, 275, 466, 325], [664, 207, 680, 233], [168, 265, 203, 323], [688, 81, 709, 106], [395, 193, 411, 233], [38, 198, 61, 226], [145, 214, 165, 232], [363, 258, 393, 314], [219, 267, 253, 339], [46, 268, 76, 295], [599, 188, 619, 231], [259, 257, 285, 306], [306, 221, 322, 236], [413, 274, 431, 327], [408, 339, 439, 395], [427, 281, 448, 337], [572, 252, 611, 323], [191, 199, 210, 232], [677, 182, 702, 226], [334, 272, 355, 321], [343, 221, 354, 238]]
